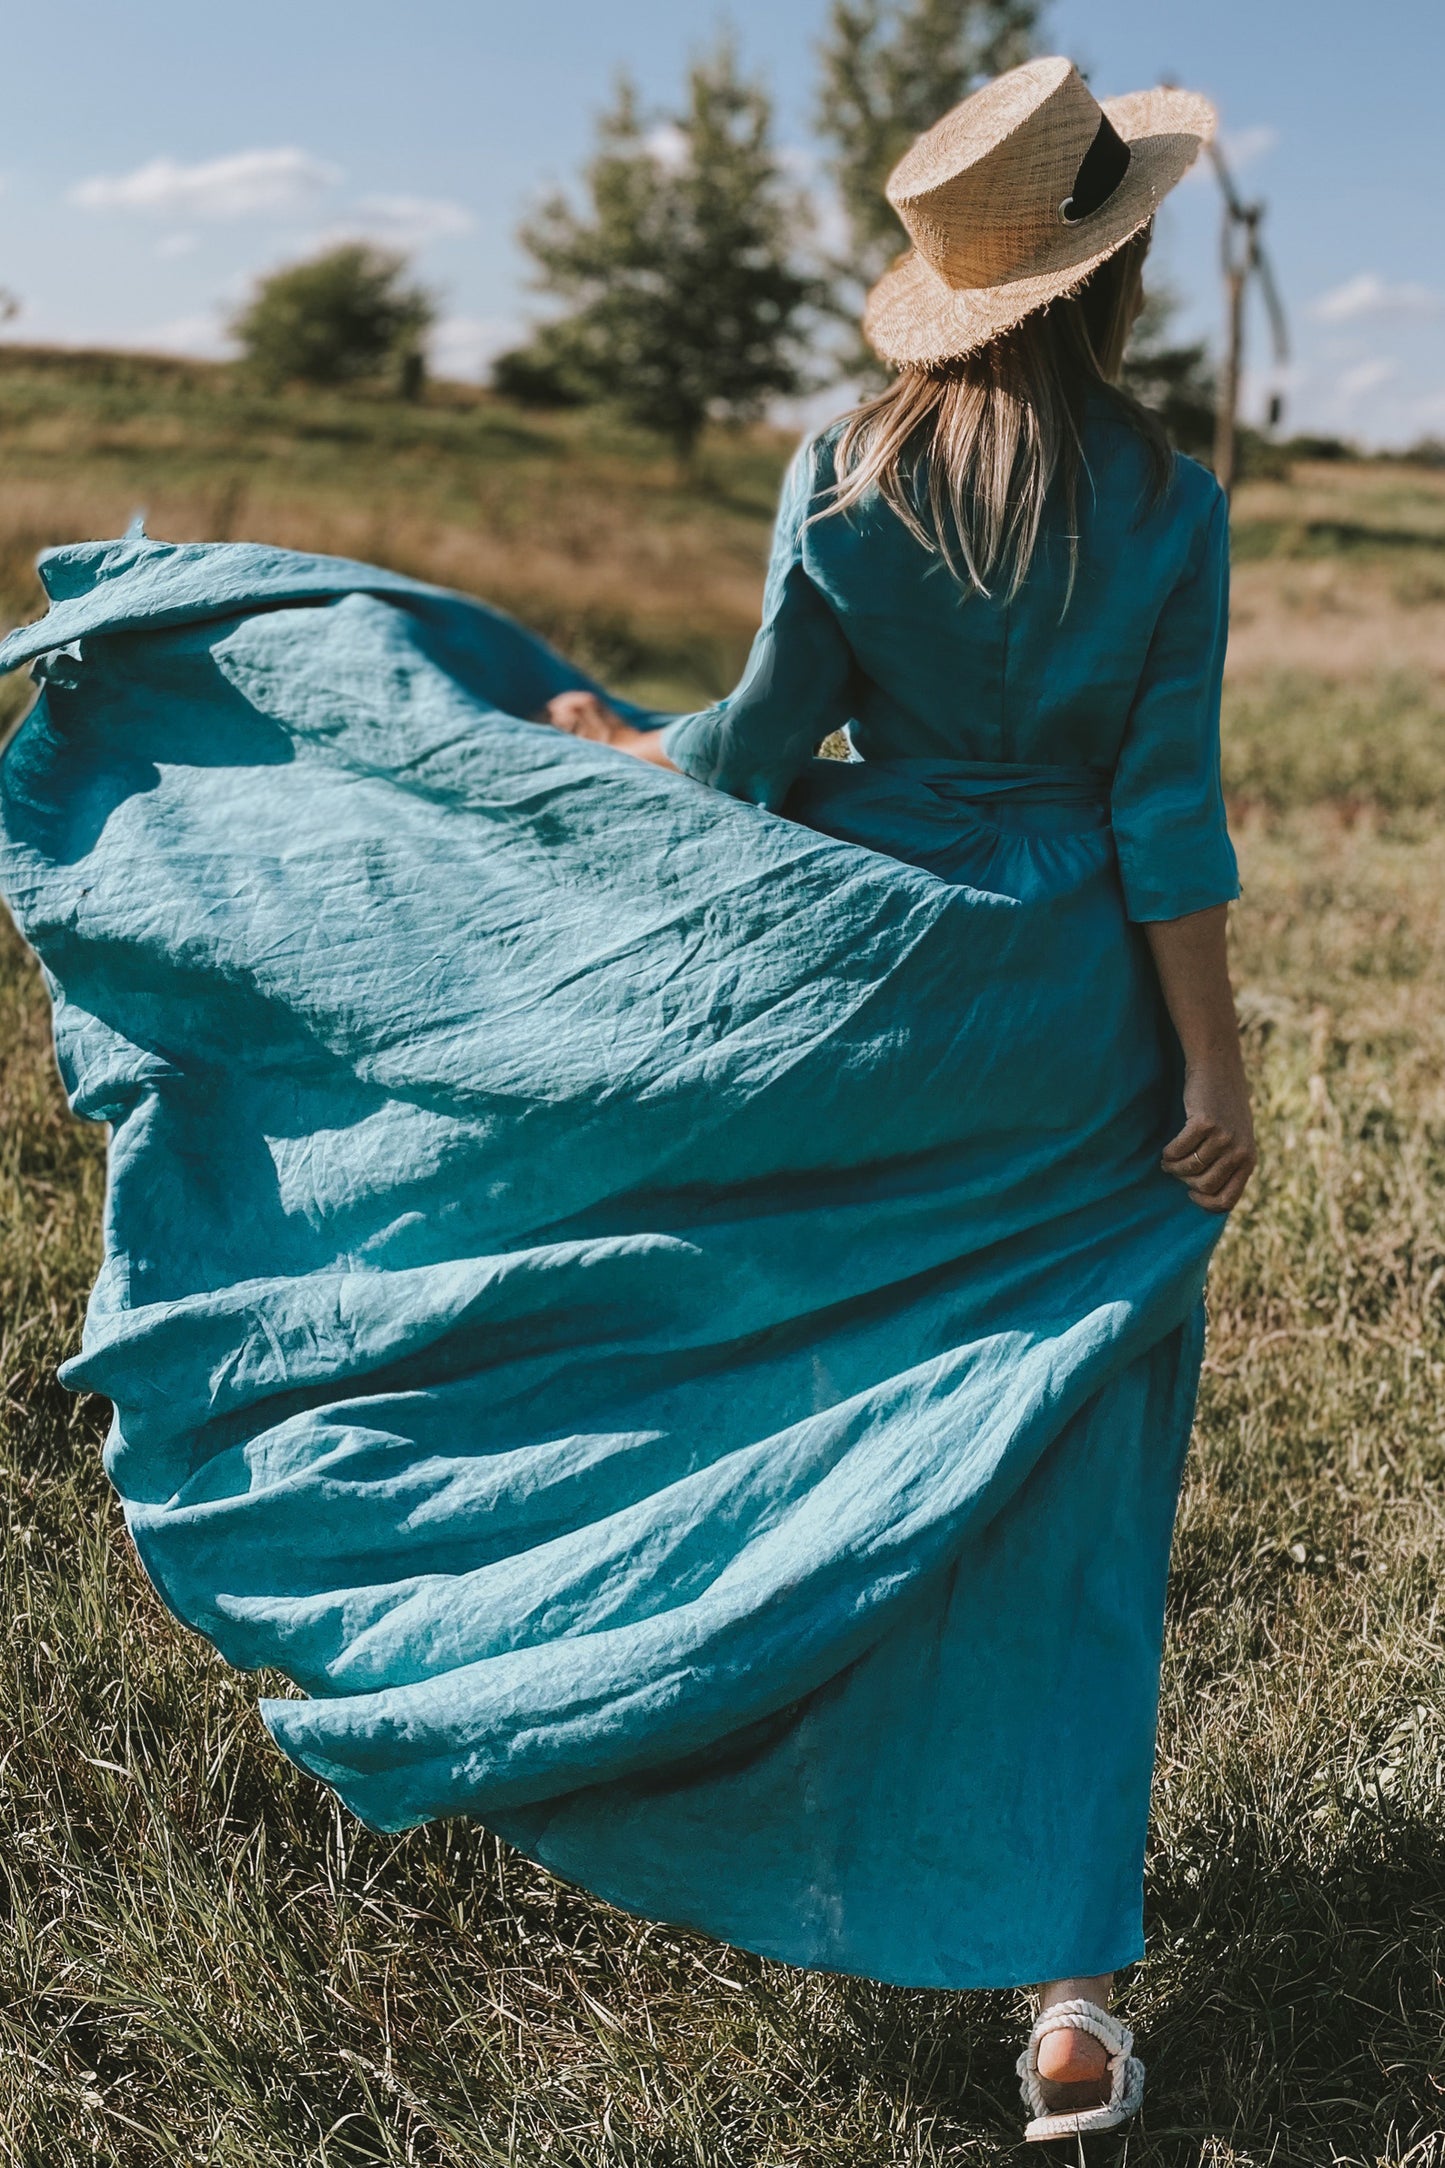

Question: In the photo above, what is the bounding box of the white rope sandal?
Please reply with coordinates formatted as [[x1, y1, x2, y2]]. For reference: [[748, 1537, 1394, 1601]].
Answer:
[[1016, 1997, 1145, 2145]]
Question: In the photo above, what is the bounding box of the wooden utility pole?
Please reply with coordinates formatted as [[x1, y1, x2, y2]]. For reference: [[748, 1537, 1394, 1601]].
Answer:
[[1207, 143, 1288, 503], [1214, 201, 1261, 498]]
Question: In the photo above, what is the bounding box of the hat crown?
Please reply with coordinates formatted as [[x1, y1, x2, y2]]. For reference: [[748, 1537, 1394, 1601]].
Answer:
[[886, 58, 1108, 291]]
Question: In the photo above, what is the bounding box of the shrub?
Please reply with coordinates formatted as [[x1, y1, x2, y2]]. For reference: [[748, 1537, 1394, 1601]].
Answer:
[[231, 245, 433, 396]]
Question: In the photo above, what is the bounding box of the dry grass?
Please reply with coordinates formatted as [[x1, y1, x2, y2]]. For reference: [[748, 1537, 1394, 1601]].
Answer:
[[1222, 462, 1445, 813], [1, 351, 1443, 2166], [0, 348, 783, 731], [1228, 559, 1445, 684]]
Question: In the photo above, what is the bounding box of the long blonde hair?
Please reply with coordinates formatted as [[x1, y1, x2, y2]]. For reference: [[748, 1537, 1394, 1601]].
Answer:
[[824, 228, 1171, 604]]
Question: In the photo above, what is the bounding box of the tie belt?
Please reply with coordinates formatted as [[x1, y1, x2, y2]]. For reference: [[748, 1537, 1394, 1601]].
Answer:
[[858, 757, 1111, 809]]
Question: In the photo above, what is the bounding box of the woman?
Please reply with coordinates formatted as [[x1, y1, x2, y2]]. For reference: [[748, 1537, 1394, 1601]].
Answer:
[[0, 57, 1252, 2151], [545, 56, 1254, 2139]]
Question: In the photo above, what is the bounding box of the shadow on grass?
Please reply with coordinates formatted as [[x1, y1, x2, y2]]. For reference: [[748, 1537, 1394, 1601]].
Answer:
[[732, 1797, 1445, 2164], [1127, 1804, 1445, 2163]]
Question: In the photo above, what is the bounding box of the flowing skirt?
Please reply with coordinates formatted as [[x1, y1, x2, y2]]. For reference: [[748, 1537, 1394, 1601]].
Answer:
[[0, 537, 1222, 1987]]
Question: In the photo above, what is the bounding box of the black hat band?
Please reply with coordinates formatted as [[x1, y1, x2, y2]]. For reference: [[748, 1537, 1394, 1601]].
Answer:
[[1060, 113, 1132, 223]]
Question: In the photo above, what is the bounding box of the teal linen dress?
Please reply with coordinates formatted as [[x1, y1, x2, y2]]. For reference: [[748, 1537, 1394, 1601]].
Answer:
[[0, 396, 1236, 1989]]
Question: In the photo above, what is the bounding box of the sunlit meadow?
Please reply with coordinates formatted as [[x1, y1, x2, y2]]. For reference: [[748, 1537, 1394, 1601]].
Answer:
[[1, 347, 1442, 2167]]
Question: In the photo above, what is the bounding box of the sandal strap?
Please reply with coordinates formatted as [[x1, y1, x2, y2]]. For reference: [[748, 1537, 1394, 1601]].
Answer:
[[1015, 1997, 1144, 2123]]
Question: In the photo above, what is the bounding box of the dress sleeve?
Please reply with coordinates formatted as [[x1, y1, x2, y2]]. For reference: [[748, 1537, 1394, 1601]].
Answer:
[[659, 442, 854, 810], [1110, 488, 1240, 923]]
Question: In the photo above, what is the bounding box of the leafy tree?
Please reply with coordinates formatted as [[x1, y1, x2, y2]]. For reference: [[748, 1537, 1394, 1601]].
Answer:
[[232, 245, 434, 396], [497, 47, 819, 464], [1120, 284, 1217, 461], [815, 0, 1039, 343], [815, 2, 1228, 452]]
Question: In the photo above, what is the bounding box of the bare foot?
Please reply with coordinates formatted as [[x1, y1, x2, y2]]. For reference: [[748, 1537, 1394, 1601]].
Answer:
[[1032, 1974, 1113, 2107]]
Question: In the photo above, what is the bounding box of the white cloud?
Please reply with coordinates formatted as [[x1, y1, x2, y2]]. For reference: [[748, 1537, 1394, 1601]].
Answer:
[[1221, 124, 1278, 171], [775, 145, 851, 261], [1311, 272, 1443, 323], [345, 193, 474, 248], [1182, 123, 1277, 184], [1238, 359, 1303, 426], [1337, 358, 1397, 401], [806, 182, 852, 265], [70, 147, 342, 221], [1408, 389, 1445, 431], [429, 314, 519, 380], [644, 123, 691, 175], [114, 310, 238, 360], [155, 231, 199, 259]]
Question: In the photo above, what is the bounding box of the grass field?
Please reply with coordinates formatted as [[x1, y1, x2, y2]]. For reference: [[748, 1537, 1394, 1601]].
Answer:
[[1, 348, 1443, 2167]]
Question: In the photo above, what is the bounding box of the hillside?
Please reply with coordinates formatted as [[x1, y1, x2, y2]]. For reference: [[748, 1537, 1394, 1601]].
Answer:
[[0, 345, 789, 727], [3, 343, 1443, 801]]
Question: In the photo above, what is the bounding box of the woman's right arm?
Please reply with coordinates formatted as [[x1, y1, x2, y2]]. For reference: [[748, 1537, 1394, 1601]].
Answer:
[[541, 437, 853, 798], [1144, 905, 1256, 1212], [1110, 482, 1254, 1211], [655, 438, 853, 807]]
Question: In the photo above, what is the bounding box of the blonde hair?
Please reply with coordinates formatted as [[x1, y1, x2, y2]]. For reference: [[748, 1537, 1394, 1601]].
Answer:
[[824, 228, 1171, 604]]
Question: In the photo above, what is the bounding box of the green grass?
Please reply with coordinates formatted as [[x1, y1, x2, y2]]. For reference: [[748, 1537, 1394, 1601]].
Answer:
[[2, 352, 1444, 2165], [1222, 677, 1445, 812], [0, 344, 787, 727]]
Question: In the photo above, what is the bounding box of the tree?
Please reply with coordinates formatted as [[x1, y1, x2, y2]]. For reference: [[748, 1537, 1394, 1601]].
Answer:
[[496, 46, 819, 464], [815, 0, 1039, 343], [1120, 284, 1217, 462], [1124, 287, 1312, 482], [231, 245, 434, 395]]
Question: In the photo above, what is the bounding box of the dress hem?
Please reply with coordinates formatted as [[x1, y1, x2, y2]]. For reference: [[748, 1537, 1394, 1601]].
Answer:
[[488, 1817, 1148, 1991]]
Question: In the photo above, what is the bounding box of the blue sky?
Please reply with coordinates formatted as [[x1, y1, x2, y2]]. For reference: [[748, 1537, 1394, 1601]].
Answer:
[[3, 0, 1441, 445]]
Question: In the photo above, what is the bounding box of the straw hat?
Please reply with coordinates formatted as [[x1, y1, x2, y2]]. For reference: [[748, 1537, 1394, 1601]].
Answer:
[[863, 56, 1216, 368]]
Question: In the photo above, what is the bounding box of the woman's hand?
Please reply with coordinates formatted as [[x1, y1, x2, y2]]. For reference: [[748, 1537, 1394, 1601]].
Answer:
[[1143, 904, 1258, 1214], [538, 691, 676, 768], [1160, 1065, 1257, 1213]]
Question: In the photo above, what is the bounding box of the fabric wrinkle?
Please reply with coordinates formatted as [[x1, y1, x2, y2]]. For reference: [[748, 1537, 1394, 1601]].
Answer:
[[0, 404, 1233, 1987]]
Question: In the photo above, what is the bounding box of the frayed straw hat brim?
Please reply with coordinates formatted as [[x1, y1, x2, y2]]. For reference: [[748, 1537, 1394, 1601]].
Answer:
[[864, 86, 1215, 369]]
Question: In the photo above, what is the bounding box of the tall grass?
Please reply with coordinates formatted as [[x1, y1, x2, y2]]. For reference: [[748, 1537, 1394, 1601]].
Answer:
[[1, 354, 1443, 2166], [0, 348, 784, 726]]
